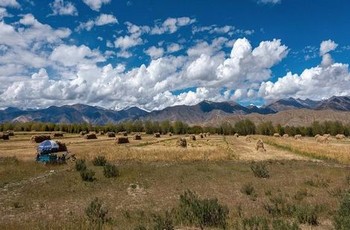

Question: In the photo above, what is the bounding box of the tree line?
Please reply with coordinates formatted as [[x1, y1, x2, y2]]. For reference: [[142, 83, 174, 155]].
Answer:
[[1, 119, 350, 136]]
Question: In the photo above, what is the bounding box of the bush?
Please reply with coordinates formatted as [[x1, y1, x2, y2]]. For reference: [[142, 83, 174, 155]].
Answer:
[[272, 219, 300, 230], [92, 156, 107, 166], [153, 211, 174, 230], [295, 206, 318, 226], [103, 163, 119, 178], [242, 216, 269, 230], [334, 192, 350, 229], [251, 162, 270, 178], [241, 183, 257, 200], [85, 197, 109, 227], [75, 159, 87, 171], [177, 190, 229, 229], [80, 169, 95, 182]]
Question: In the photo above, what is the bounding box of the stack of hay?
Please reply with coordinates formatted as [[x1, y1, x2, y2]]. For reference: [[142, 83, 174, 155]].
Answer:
[[177, 138, 187, 147], [133, 134, 142, 140], [51, 132, 64, 138], [84, 133, 97, 139], [256, 139, 266, 152], [116, 137, 129, 144], [294, 134, 302, 140], [0, 132, 10, 140], [99, 131, 105, 135], [6, 130, 15, 136], [190, 135, 196, 141], [199, 133, 204, 138], [335, 134, 346, 140], [31, 135, 51, 143], [80, 131, 88, 136], [273, 133, 281, 137], [56, 141, 68, 152], [283, 134, 289, 138], [168, 132, 173, 136], [118, 131, 128, 136], [154, 133, 161, 138], [107, 132, 116, 137], [234, 133, 239, 138]]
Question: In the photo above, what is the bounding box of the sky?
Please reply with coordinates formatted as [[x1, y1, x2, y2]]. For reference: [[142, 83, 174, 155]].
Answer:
[[0, 0, 350, 111]]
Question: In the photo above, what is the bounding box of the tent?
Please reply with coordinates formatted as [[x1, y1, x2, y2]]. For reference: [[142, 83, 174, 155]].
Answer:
[[36, 140, 66, 163]]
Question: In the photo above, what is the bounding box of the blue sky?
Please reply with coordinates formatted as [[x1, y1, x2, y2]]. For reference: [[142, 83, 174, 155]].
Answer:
[[0, 0, 350, 110]]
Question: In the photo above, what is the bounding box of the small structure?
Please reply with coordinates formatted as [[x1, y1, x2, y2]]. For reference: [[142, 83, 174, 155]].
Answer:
[[36, 140, 69, 163], [177, 138, 187, 147], [256, 139, 266, 152], [107, 132, 116, 137], [154, 132, 161, 138], [116, 137, 129, 144], [31, 135, 51, 143], [84, 133, 97, 139], [133, 134, 142, 140]]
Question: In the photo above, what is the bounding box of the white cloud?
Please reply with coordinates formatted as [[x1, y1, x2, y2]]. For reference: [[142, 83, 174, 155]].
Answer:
[[150, 17, 196, 35], [82, 0, 110, 11], [114, 35, 142, 50], [77, 13, 118, 31], [0, 0, 19, 8], [50, 0, 78, 16], [320, 39, 338, 56], [0, 7, 9, 19], [258, 0, 281, 4], [167, 43, 182, 53], [145, 46, 164, 59]]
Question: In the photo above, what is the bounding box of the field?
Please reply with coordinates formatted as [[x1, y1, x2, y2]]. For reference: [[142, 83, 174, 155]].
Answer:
[[1, 133, 350, 229]]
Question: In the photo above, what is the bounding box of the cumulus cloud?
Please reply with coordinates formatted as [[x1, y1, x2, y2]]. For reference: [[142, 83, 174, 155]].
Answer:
[[77, 13, 118, 31], [114, 35, 142, 50], [150, 17, 196, 35], [167, 43, 182, 53], [0, 7, 9, 19], [320, 39, 338, 56], [0, 0, 19, 8], [50, 0, 78, 16], [144, 46, 164, 59], [258, 0, 281, 4], [82, 0, 110, 11]]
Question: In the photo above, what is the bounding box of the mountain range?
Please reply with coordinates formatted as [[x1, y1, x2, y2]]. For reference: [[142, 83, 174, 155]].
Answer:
[[1, 96, 350, 125]]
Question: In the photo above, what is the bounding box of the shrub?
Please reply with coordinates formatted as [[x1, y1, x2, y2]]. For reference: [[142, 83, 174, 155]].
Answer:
[[334, 192, 350, 229], [75, 159, 87, 171], [103, 163, 119, 178], [85, 198, 109, 227], [241, 183, 257, 200], [293, 188, 309, 201], [92, 156, 107, 166], [294, 206, 318, 226], [264, 195, 295, 217], [153, 211, 174, 230], [242, 216, 269, 230], [177, 190, 229, 229], [272, 219, 300, 230], [80, 169, 95, 182], [251, 162, 270, 178]]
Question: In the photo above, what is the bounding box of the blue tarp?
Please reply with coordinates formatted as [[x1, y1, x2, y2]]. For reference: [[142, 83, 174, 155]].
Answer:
[[36, 140, 63, 163]]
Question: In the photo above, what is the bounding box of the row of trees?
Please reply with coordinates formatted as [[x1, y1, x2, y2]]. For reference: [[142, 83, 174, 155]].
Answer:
[[1, 120, 350, 136]]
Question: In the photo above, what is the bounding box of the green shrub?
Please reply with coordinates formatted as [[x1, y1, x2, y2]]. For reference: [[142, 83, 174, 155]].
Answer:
[[251, 162, 270, 178], [75, 159, 87, 171], [304, 178, 329, 188], [242, 216, 269, 230], [80, 169, 95, 182], [293, 188, 310, 201], [263, 195, 295, 217], [85, 197, 109, 228], [241, 183, 257, 200], [177, 190, 229, 229], [334, 192, 350, 229], [92, 156, 107, 166], [103, 163, 119, 178], [153, 211, 174, 230], [294, 206, 318, 226]]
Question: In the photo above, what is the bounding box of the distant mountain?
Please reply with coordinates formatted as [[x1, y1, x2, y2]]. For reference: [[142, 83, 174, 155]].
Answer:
[[264, 97, 320, 112], [1, 96, 350, 125], [316, 96, 350, 111]]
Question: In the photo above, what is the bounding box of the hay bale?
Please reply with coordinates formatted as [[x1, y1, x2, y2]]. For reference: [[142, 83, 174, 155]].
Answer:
[[133, 134, 142, 140], [316, 136, 329, 143], [199, 133, 204, 138], [273, 133, 281, 137], [56, 141, 67, 152], [84, 133, 97, 139], [190, 135, 196, 141], [6, 130, 14, 136], [256, 139, 266, 152], [206, 132, 211, 136], [177, 138, 187, 147], [31, 135, 51, 143], [314, 134, 321, 139], [116, 137, 129, 144], [80, 131, 88, 136], [118, 131, 128, 136], [283, 134, 289, 138], [154, 133, 161, 138], [107, 132, 116, 138], [335, 134, 346, 140], [51, 132, 64, 138], [0, 132, 10, 140], [294, 134, 302, 140], [99, 131, 105, 135], [168, 132, 173, 136], [323, 134, 331, 138], [245, 135, 252, 142], [234, 133, 239, 138]]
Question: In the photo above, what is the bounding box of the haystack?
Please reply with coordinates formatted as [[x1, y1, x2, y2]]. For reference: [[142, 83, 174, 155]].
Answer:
[[323, 134, 331, 138], [314, 134, 321, 139], [206, 132, 211, 136], [80, 131, 88, 136], [118, 131, 128, 136], [245, 135, 252, 142], [234, 133, 239, 138], [283, 134, 289, 138], [6, 130, 14, 136], [335, 134, 346, 140], [177, 138, 187, 147], [199, 133, 204, 138], [168, 132, 173, 136], [107, 132, 116, 137], [294, 134, 302, 140], [316, 136, 328, 143], [273, 133, 281, 137], [99, 131, 105, 135], [116, 137, 129, 144], [51, 132, 64, 138], [84, 133, 97, 139], [0, 133, 9, 140], [31, 135, 51, 143], [154, 133, 161, 138], [256, 139, 266, 152], [190, 134, 196, 141], [56, 141, 68, 152], [133, 134, 142, 140]]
